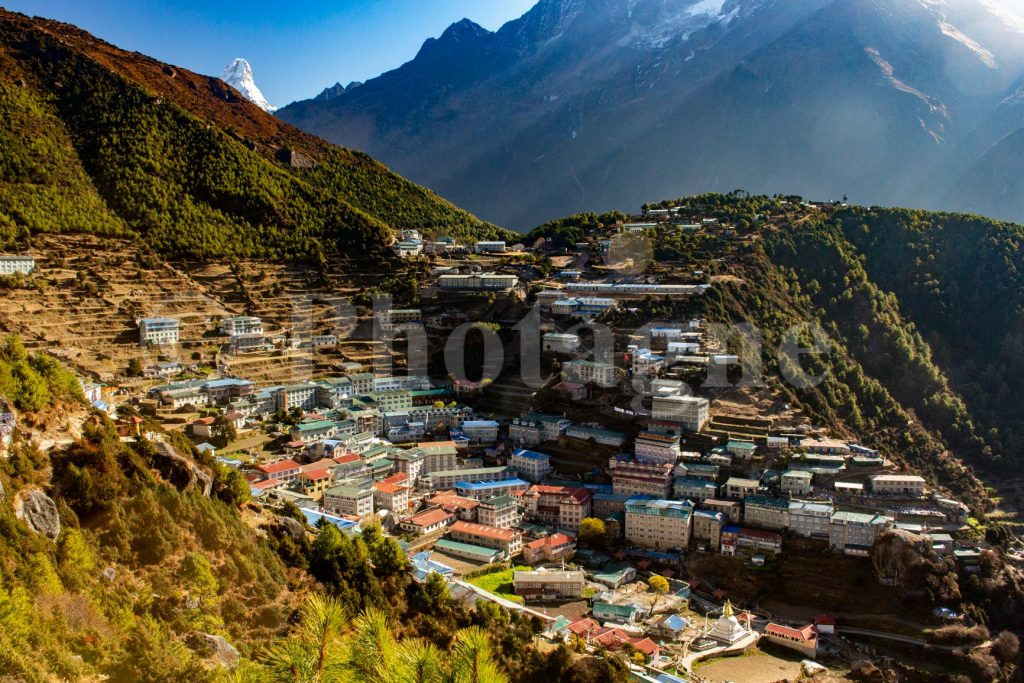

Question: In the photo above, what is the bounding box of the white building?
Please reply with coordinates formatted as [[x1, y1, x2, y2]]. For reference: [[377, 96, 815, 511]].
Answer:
[[788, 501, 834, 539], [510, 449, 553, 483], [780, 470, 814, 496], [651, 395, 709, 432], [634, 431, 682, 465], [474, 240, 507, 253], [0, 255, 35, 275], [564, 359, 618, 388], [220, 315, 263, 336], [543, 332, 581, 354], [139, 317, 179, 346], [624, 498, 694, 551], [629, 347, 664, 377], [870, 474, 926, 498], [323, 483, 374, 519]]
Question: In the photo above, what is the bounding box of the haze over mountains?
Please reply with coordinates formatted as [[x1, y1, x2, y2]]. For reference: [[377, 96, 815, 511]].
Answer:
[[278, 0, 1024, 230]]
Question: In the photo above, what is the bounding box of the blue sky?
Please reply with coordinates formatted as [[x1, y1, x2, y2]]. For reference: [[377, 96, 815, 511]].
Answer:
[[4, 1, 538, 105]]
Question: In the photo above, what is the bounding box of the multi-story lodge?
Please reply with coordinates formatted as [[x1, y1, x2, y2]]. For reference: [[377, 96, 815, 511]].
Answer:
[[323, 482, 374, 519], [634, 431, 683, 465], [220, 315, 263, 336], [508, 413, 568, 446], [625, 498, 694, 551], [510, 449, 553, 483], [610, 460, 674, 499], [0, 255, 35, 275], [829, 511, 892, 556], [788, 500, 834, 539], [651, 394, 709, 432], [564, 359, 619, 388], [742, 495, 790, 531], [139, 317, 179, 346], [522, 484, 592, 530]]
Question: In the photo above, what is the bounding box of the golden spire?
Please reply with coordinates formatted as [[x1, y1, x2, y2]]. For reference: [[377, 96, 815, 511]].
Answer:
[[723, 600, 734, 618]]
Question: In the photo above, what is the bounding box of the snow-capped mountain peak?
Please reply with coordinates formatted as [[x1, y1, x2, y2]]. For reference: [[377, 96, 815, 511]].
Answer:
[[220, 58, 275, 113]]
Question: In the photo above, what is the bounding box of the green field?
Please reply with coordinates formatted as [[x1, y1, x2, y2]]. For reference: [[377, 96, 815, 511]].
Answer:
[[466, 565, 533, 604]]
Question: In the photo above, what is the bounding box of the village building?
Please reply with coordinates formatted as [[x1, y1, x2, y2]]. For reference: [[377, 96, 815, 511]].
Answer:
[[508, 413, 567, 446], [564, 359, 619, 388], [420, 466, 509, 491], [870, 474, 926, 497], [634, 431, 683, 465], [651, 394, 709, 432], [764, 624, 818, 658], [610, 460, 674, 499], [373, 480, 411, 513], [543, 332, 581, 354], [474, 240, 507, 253], [418, 441, 459, 473], [220, 315, 263, 336], [702, 498, 742, 523], [780, 469, 814, 496], [510, 448, 553, 482], [476, 495, 522, 528], [454, 478, 531, 501], [624, 498, 694, 550], [742, 495, 790, 530], [522, 484, 593, 530], [522, 533, 576, 564], [437, 273, 517, 291], [297, 468, 335, 497], [459, 419, 499, 443], [720, 525, 783, 555], [323, 483, 374, 519], [724, 477, 760, 500], [426, 491, 480, 521], [400, 508, 456, 535], [0, 255, 35, 275], [788, 500, 834, 539], [691, 509, 724, 549], [512, 570, 586, 601], [448, 520, 523, 558], [139, 317, 179, 346], [255, 459, 301, 482], [829, 511, 892, 555], [565, 424, 625, 447], [673, 476, 718, 503]]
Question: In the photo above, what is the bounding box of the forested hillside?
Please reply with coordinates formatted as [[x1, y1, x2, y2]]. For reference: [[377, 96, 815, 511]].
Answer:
[[643, 193, 1024, 499], [0, 9, 512, 261]]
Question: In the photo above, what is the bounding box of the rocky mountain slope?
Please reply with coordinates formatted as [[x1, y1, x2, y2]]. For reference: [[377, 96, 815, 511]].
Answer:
[[0, 9, 511, 261], [278, 0, 1024, 230]]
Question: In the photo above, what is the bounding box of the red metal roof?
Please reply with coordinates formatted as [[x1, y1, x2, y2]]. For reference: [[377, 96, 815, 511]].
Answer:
[[257, 459, 301, 475], [766, 623, 816, 642], [450, 520, 520, 541]]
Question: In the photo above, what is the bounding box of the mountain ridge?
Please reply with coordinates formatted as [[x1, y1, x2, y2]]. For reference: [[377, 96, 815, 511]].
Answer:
[[278, 0, 1024, 230]]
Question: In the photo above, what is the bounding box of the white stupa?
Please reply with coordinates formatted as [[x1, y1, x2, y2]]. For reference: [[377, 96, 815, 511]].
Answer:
[[708, 600, 750, 644]]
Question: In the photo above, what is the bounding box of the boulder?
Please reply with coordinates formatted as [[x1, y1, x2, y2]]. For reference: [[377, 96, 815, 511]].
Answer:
[[275, 515, 307, 542], [16, 489, 60, 540], [189, 633, 239, 669]]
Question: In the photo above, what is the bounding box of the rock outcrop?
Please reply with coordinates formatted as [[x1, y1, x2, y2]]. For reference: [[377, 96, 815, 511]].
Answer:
[[16, 489, 60, 539], [153, 440, 213, 496]]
